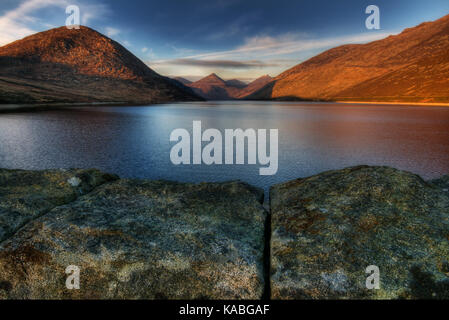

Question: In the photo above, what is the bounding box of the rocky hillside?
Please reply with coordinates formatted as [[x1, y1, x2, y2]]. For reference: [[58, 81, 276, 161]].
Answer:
[[0, 26, 200, 104], [249, 14, 449, 103], [187, 73, 273, 100], [0, 166, 448, 299]]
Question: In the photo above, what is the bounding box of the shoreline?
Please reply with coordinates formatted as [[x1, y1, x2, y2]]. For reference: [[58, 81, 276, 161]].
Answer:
[[2, 99, 449, 113], [336, 101, 449, 107]]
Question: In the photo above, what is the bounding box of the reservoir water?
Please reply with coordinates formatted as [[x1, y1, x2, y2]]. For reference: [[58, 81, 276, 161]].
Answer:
[[1, 101, 448, 193]]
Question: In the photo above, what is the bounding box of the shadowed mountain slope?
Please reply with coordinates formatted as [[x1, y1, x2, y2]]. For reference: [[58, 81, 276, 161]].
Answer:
[[173, 77, 192, 85]]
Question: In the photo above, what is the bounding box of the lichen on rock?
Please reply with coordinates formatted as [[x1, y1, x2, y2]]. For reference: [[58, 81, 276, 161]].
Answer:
[[0, 172, 267, 299], [0, 168, 118, 243], [1, 166, 448, 300], [270, 166, 449, 299]]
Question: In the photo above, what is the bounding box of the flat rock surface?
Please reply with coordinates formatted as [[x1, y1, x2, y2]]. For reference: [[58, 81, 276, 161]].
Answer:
[[270, 166, 449, 299], [0, 172, 267, 299], [0, 168, 118, 243]]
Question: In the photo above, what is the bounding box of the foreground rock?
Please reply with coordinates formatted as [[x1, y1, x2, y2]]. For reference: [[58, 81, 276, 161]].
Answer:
[[0, 168, 118, 243], [270, 166, 449, 299], [0, 172, 267, 299]]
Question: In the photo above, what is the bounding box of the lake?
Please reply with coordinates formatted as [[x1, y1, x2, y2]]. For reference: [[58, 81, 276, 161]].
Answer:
[[1, 101, 448, 195]]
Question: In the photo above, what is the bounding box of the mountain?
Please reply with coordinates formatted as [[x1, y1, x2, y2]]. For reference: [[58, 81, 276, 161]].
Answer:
[[249, 14, 449, 103], [225, 79, 247, 88], [237, 75, 273, 99], [187, 73, 239, 100], [186, 73, 272, 100], [0, 26, 200, 104], [173, 77, 192, 85]]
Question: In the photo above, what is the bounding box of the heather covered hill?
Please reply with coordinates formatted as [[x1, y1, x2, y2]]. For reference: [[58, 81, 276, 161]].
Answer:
[[249, 14, 449, 103], [0, 26, 200, 104]]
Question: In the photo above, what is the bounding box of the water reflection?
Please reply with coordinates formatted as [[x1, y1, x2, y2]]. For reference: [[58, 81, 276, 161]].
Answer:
[[0, 102, 448, 194]]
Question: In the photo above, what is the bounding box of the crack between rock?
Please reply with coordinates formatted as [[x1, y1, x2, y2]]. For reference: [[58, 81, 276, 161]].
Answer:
[[261, 190, 272, 300], [1, 177, 275, 299]]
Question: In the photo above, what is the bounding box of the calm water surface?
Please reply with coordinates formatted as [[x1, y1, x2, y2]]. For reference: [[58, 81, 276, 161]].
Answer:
[[1, 101, 448, 194]]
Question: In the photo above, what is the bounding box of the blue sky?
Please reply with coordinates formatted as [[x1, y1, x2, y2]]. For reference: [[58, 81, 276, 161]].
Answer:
[[1, 0, 448, 80]]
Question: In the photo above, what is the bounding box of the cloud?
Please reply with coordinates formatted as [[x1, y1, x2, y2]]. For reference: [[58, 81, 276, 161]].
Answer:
[[105, 26, 120, 37], [0, 0, 110, 46], [79, 2, 110, 25], [148, 30, 398, 81], [180, 31, 397, 61], [154, 58, 279, 69], [141, 47, 156, 59], [169, 45, 195, 56], [0, 0, 62, 45]]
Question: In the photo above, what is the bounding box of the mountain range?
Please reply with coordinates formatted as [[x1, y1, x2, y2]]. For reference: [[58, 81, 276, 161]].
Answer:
[[0, 26, 200, 104], [184, 73, 272, 100], [248, 14, 449, 103], [0, 14, 448, 105]]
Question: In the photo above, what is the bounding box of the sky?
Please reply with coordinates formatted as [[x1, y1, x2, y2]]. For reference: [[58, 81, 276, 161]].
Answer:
[[0, 0, 448, 81]]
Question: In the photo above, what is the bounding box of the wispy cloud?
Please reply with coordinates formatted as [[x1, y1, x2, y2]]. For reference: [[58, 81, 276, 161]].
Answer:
[[169, 45, 196, 57], [105, 26, 120, 38], [153, 58, 278, 69], [0, 0, 110, 46], [180, 31, 397, 61], [79, 2, 110, 25], [141, 47, 156, 59], [148, 30, 397, 79]]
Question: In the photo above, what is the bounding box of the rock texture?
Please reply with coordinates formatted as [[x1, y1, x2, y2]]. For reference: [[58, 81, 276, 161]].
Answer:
[[0, 170, 267, 299], [431, 175, 449, 191], [0, 168, 118, 243], [1, 166, 448, 300], [249, 14, 449, 103], [0, 26, 200, 104], [270, 166, 449, 299]]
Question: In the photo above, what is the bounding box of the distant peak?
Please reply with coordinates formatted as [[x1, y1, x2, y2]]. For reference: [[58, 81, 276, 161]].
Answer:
[[207, 73, 222, 79], [246, 75, 273, 85], [194, 73, 226, 84]]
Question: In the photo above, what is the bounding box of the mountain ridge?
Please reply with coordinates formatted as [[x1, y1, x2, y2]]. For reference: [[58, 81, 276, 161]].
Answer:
[[186, 73, 273, 100], [0, 26, 200, 104], [248, 14, 449, 103]]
